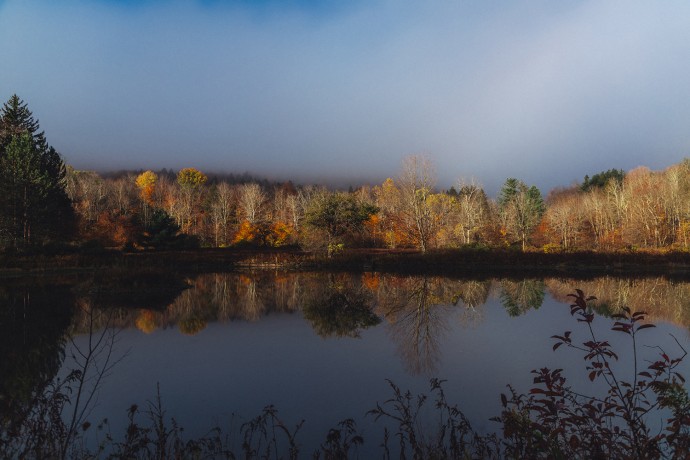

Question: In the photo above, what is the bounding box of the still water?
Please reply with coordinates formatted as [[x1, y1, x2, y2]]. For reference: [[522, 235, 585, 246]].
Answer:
[[4, 272, 690, 454]]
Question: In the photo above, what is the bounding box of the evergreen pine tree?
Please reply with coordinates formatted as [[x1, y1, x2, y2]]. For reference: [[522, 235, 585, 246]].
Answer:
[[497, 178, 545, 251], [0, 95, 74, 247], [0, 94, 47, 155]]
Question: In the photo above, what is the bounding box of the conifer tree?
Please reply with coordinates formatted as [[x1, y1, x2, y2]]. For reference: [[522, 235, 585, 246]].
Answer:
[[0, 94, 47, 155], [0, 95, 74, 247], [498, 178, 545, 251]]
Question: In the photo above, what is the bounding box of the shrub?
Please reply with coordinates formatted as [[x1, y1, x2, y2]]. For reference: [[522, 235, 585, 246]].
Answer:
[[493, 289, 690, 458]]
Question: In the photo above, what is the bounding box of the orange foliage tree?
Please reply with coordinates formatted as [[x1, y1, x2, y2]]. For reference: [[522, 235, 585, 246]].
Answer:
[[233, 220, 259, 245]]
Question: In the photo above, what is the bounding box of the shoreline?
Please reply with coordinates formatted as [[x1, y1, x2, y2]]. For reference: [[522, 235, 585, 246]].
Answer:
[[2, 247, 690, 279]]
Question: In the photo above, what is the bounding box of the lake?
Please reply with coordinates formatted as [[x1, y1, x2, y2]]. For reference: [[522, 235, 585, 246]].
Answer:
[[3, 271, 690, 456]]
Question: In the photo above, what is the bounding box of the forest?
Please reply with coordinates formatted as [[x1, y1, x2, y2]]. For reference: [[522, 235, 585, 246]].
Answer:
[[2, 93, 690, 256]]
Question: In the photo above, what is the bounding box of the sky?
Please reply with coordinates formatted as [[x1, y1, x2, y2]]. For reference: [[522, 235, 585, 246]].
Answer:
[[1, 0, 690, 195]]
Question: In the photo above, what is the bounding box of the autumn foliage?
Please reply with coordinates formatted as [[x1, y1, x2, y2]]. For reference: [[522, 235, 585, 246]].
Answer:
[[135, 170, 157, 204], [56, 155, 690, 254], [9, 94, 690, 255]]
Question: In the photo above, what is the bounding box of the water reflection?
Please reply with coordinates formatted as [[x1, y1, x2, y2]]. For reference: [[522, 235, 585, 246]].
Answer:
[[0, 282, 74, 441], [547, 277, 690, 327], [499, 279, 546, 316], [302, 273, 381, 338], [452, 279, 491, 328], [44, 271, 690, 368], [79, 270, 190, 310], [4, 271, 690, 456], [60, 272, 690, 375], [6, 273, 690, 382], [374, 277, 449, 375]]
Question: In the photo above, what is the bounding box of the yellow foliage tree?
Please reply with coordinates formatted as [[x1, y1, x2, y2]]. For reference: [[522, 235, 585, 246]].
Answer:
[[177, 167, 208, 188], [267, 221, 294, 247], [135, 170, 157, 204]]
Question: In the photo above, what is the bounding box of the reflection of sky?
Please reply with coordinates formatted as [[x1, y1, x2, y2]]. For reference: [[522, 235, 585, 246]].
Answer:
[[2, 1, 690, 195], [63, 291, 690, 455]]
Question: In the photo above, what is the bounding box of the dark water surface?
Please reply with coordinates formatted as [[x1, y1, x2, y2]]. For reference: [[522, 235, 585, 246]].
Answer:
[[4, 272, 690, 454]]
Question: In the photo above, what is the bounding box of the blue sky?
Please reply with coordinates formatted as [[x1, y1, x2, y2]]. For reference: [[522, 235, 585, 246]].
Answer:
[[2, 0, 690, 194]]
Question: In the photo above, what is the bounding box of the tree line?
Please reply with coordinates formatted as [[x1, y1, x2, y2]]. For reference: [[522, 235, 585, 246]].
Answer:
[[3, 94, 690, 254]]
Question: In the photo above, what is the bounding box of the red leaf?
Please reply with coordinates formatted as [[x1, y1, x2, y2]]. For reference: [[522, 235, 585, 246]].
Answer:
[[589, 371, 596, 382]]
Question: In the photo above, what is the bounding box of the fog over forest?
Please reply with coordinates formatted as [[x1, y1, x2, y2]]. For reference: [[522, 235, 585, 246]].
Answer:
[[2, 1, 690, 195]]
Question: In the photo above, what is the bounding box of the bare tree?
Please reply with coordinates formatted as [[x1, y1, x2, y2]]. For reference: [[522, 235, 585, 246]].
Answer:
[[67, 170, 108, 224], [664, 160, 690, 247], [237, 183, 266, 225], [398, 155, 436, 252], [109, 175, 136, 216], [545, 188, 584, 250], [455, 179, 489, 245], [210, 182, 235, 247], [285, 193, 302, 231], [623, 167, 670, 248]]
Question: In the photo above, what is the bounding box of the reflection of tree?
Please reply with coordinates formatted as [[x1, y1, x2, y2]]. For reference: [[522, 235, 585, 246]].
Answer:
[[179, 317, 208, 335], [135, 310, 157, 334], [2, 288, 126, 458], [302, 274, 381, 338], [169, 282, 212, 336], [452, 280, 491, 327], [211, 273, 233, 321], [546, 277, 690, 329], [80, 270, 190, 311], [72, 272, 311, 334], [238, 275, 265, 321], [378, 277, 452, 376], [72, 273, 690, 340], [500, 279, 545, 316], [453, 280, 490, 309], [0, 283, 74, 448]]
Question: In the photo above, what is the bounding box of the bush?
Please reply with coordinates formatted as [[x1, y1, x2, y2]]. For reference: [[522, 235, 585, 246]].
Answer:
[[493, 289, 690, 458]]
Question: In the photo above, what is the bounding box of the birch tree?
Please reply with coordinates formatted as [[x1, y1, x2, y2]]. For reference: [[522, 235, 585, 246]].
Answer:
[[455, 180, 489, 245], [398, 155, 436, 252], [210, 182, 235, 247]]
